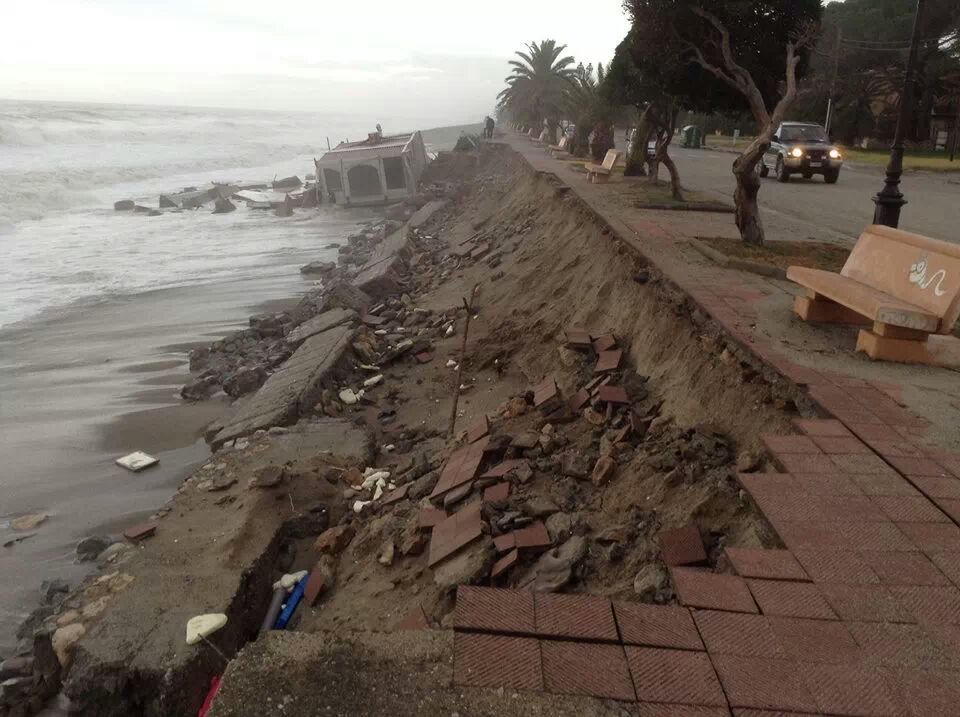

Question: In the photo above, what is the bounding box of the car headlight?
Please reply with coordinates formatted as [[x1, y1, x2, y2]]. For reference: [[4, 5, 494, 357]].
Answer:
[[790, 147, 803, 158], [829, 149, 841, 159]]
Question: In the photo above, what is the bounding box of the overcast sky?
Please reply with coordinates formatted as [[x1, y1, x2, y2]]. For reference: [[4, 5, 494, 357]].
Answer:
[[0, 0, 631, 123]]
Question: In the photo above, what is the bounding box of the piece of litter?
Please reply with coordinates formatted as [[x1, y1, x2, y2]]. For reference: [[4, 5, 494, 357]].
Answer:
[[363, 374, 384, 388], [353, 500, 371, 513], [272, 570, 309, 592], [116, 451, 159, 472], [186, 613, 227, 645], [339, 388, 359, 405], [445, 359, 457, 368]]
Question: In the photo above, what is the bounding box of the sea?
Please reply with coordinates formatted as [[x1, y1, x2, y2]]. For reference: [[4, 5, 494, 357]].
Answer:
[[0, 98, 477, 655]]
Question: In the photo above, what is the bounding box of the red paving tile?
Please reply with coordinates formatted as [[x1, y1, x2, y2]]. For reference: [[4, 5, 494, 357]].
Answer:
[[870, 495, 949, 523], [797, 662, 902, 716], [711, 655, 817, 713], [597, 384, 630, 404], [793, 418, 852, 437], [453, 632, 543, 690], [792, 549, 879, 585], [837, 521, 917, 552], [926, 551, 960, 587], [429, 441, 485, 499], [416, 506, 447, 530], [931, 497, 960, 523], [848, 423, 904, 442], [454, 586, 535, 634], [774, 452, 837, 474], [767, 616, 860, 664], [868, 440, 927, 458], [858, 550, 950, 586], [564, 328, 592, 348], [887, 584, 960, 624], [884, 667, 960, 717], [809, 435, 872, 454], [637, 705, 730, 717], [908, 474, 960, 500], [490, 548, 518, 578], [725, 548, 808, 582], [829, 452, 898, 475], [659, 524, 707, 567], [514, 521, 551, 551], [692, 610, 784, 658], [540, 640, 635, 701], [791, 472, 863, 496], [761, 434, 821, 455], [427, 501, 483, 567], [396, 604, 429, 630], [533, 376, 558, 407], [493, 533, 515, 553], [849, 472, 921, 497], [479, 459, 527, 479], [897, 522, 960, 551], [533, 592, 618, 641], [670, 568, 758, 614], [847, 621, 955, 670], [886, 455, 952, 477], [592, 333, 617, 352], [482, 481, 510, 503], [466, 415, 489, 443], [613, 602, 702, 650], [818, 583, 916, 623], [626, 647, 726, 707], [746, 579, 837, 620], [568, 388, 590, 412], [775, 522, 846, 552], [594, 349, 622, 373]]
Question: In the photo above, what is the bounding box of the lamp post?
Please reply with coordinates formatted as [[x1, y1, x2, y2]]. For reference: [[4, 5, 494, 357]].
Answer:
[[872, 0, 926, 228]]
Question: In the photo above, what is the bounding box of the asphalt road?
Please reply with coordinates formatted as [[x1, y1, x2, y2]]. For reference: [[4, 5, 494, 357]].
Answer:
[[667, 146, 959, 245]]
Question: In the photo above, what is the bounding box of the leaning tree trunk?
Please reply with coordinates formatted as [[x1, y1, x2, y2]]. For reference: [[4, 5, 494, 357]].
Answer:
[[731, 141, 767, 245], [659, 145, 683, 201], [624, 107, 650, 176]]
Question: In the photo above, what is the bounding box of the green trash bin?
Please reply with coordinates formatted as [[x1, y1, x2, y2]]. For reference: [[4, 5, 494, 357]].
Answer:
[[681, 125, 702, 148]]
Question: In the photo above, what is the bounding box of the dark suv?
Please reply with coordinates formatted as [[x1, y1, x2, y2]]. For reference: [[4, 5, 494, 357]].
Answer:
[[759, 122, 843, 184]]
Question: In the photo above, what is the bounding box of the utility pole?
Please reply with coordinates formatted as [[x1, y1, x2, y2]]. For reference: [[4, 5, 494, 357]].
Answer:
[[950, 96, 959, 162], [872, 0, 926, 228], [825, 27, 841, 136]]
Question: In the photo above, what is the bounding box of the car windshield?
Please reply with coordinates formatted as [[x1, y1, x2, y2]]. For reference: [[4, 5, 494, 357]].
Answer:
[[780, 125, 827, 143]]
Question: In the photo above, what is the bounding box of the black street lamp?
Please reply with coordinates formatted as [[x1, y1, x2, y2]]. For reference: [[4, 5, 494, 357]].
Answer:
[[872, 0, 926, 228]]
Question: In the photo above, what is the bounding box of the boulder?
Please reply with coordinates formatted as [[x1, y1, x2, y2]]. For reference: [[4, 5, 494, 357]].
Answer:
[[523, 496, 560, 518], [517, 536, 587, 592], [180, 376, 218, 401], [633, 563, 670, 603], [300, 261, 336, 275], [249, 312, 286, 337], [113, 200, 135, 211], [222, 366, 267, 398], [432, 539, 492, 589], [251, 465, 285, 489], [76, 536, 111, 563], [560, 451, 591, 480], [51, 623, 86, 669], [591, 456, 616, 487]]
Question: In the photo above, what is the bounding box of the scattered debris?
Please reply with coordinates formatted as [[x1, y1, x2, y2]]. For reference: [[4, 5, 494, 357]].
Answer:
[[115, 451, 159, 472]]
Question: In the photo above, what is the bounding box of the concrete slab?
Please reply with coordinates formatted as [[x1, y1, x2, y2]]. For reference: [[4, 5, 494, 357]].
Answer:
[[286, 307, 357, 346], [212, 324, 355, 447]]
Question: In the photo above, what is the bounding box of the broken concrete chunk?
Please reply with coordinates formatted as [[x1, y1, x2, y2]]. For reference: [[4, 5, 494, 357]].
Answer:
[[115, 451, 159, 472], [339, 388, 359, 405], [516, 536, 587, 592], [591, 456, 616, 486], [186, 613, 227, 646], [251, 465, 284, 488]]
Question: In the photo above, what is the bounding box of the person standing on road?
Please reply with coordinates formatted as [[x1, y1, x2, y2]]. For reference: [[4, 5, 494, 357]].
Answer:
[[484, 116, 495, 140]]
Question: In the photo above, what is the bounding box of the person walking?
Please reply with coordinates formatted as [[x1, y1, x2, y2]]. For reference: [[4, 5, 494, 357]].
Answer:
[[484, 116, 495, 140]]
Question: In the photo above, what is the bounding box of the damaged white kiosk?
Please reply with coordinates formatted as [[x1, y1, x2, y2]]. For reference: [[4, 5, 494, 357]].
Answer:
[[315, 130, 430, 207]]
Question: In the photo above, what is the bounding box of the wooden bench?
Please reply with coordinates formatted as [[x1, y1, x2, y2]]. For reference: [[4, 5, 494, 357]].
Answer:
[[787, 224, 960, 365], [526, 128, 537, 139], [585, 150, 621, 184], [548, 136, 569, 156], [531, 129, 548, 145]]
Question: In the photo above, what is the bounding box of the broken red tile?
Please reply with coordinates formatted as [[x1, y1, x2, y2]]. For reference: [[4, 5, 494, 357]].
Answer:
[[479, 459, 527, 479], [123, 521, 157, 542], [466, 415, 489, 444], [427, 501, 482, 567], [692, 610, 784, 658], [761, 434, 822, 455], [514, 521, 551, 551], [711, 654, 817, 712], [670, 568, 758, 614], [382, 484, 409, 506], [592, 333, 617, 352], [396, 604, 429, 630], [568, 388, 590, 412], [626, 647, 726, 707], [613, 602, 703, 650], [454, 585, 535, 634], [417, 506, 447, 531], [302, 561, 332, 607], [532, 376, 558, 407], [768, 616, 861, 665], [792, 418, 852, 438], [454, 632, 542, 690], [725, 548, 809, 582], [493, 533, 516, 553], [534, 592, 618, 641], [747, 580, 837, 620], [791, 549, 879, 585], [540, 640, 635, 701], [414, 351, 433, 364], [596, 384, 629, 405], [564, 328, 593, 348], [490, 548, 518, 578], [482, 482, 510, 503], [429, 440, 485, 499], [659, 524, 707, 567], [797, 662, 902, 716], [817, 583, 915, 623], [594, 349, 622, 373]]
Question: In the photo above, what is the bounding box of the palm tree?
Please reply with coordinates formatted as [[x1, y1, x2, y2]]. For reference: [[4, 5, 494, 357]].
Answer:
[[497, 40, 578, 143], [564, 62, 613, 157]]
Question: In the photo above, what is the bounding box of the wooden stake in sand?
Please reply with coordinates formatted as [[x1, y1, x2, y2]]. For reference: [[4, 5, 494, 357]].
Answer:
[[447, 285, 479, 439]]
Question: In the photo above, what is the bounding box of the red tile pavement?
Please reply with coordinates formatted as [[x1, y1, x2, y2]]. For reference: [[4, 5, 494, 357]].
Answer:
[[773, 453, 838, 474], [926, 551, 960, 587], [670, 568, 758, 614], [858, 550, 950, 586], [761, 434, 821, 455], [691, 610, 785, 658], [870, 495, 949, 523], [533, 592, 618, 642], [710, 655, 817, 713], [836, 521, 917, 552], [767, 616, 861, 664], [793, 418, 852, 438], [466, 415, 489, 444], [453, 632, 543, 690], [540, 640, 636, 701], [897, 521, 960, 551], [792, 549, 880, 585], [883, 667, 960, 717], [887, 584, 960, 624], [493, 533, 515, 553], [746, 579, 837, 620], [797, 662, 902, 716], [846, 621, 958, 670], [886, 455, 952, 477], [829, 453, 899, 476], [849, 472, 921, 497], [909, 474, 960, 499], [818, 583, 916, 623], [774, 521, 847, 551], [454, 586, 535, 634], [626, 647, 726, 707], [613, 602, 703, 650], [490, 548, 518, 579], [564, 328, 592, 347], [427, 501, 482, 567], [636, 705, 730, 717], [809, 435, 873, 454], [791, 472, 863, 496], [659, 524, 707, 567], [725, 548, 809, 582]]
